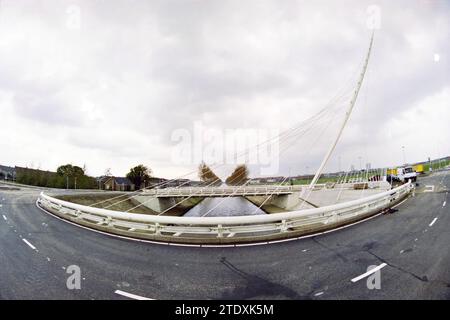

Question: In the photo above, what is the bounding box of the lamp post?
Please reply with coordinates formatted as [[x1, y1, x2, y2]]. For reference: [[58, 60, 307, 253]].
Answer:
[[402, 146, 406, 165]]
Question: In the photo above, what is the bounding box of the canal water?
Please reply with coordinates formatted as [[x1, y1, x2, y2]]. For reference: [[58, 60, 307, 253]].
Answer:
[[183, 197, 267, 217]]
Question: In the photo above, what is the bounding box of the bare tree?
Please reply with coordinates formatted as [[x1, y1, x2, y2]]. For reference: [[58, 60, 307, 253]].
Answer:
[[198, 162, 222, 186], [225, 164, 249, 186]]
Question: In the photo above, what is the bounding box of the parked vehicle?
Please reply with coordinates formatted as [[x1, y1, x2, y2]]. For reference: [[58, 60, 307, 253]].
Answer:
[[413, 164, 424, 174], [396, 166, 417, 182]]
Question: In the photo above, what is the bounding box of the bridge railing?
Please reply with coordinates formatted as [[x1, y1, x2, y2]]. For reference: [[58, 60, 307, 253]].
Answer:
[[37, 181, 413, 244], [140, 181, 389, 197], [142, 185, 302, 197]]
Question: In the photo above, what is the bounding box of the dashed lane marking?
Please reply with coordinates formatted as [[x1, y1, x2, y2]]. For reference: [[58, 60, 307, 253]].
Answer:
[[429, 218, 438, 227], [22, 238, 37, 250]]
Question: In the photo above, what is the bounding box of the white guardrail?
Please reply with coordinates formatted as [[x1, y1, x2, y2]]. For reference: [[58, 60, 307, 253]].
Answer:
[[37, 181, 414, 244]]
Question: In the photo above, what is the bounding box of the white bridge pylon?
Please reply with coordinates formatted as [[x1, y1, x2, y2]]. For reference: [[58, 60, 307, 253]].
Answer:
[[308, 31, 375, 191]]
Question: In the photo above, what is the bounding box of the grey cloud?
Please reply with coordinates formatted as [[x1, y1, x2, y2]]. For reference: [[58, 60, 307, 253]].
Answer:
[[13, 93, 82, 126], [0, 0, 448, 176]]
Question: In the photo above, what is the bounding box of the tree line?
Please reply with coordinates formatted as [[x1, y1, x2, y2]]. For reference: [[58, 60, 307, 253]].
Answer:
[[15, 164, 97, 189], [14, 162, 249, 189]]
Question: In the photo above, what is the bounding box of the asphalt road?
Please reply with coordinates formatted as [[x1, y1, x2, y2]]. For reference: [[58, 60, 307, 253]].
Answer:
[[0, 171, 449, 300]]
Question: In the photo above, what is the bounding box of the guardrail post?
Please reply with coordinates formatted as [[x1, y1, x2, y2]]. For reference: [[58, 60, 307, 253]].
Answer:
[[217, 224, 223, 238], [326, 212, 336, 224], [280, 220, 288, 232], [154, 223, 161, 235]]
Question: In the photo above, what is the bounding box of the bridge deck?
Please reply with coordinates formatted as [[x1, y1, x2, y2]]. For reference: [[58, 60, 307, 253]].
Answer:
[[140, 181, 388, 198], [141, 185, 304, 197]]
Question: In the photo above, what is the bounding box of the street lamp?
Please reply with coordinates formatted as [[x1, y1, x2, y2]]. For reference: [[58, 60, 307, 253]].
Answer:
[[402, 146, 406, 165]]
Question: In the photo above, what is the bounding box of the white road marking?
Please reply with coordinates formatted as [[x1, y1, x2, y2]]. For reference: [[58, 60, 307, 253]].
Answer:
[[114, 290, 154, 300], [2, 214, 6, 221], [22, 238, 37, 250], [392, 198, 408, 209], [424, 185, 434, 193], [429, 218, 438, 227], [443, 201, 446, 207], [314, 291, 324, 297], [351, 263, 388, 283]]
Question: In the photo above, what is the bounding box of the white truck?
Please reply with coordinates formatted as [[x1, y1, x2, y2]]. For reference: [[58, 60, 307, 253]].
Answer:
[[396, 166, 417, 183]]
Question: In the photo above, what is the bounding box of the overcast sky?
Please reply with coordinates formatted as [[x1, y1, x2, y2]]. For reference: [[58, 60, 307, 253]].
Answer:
[[0, 0, 448, 179]]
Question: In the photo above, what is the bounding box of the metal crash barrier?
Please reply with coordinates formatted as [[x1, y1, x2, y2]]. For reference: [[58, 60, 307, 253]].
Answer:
[[37, 181, 414, 245]]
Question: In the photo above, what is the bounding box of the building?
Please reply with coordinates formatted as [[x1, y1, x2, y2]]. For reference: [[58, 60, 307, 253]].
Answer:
[[161, 179, 197, 188], [248, 176, 286, 185], [0, 165, 16, 181], [97, 176, 199, 190], [99, 176, 135, 191], [145, 177, 168, 188]]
